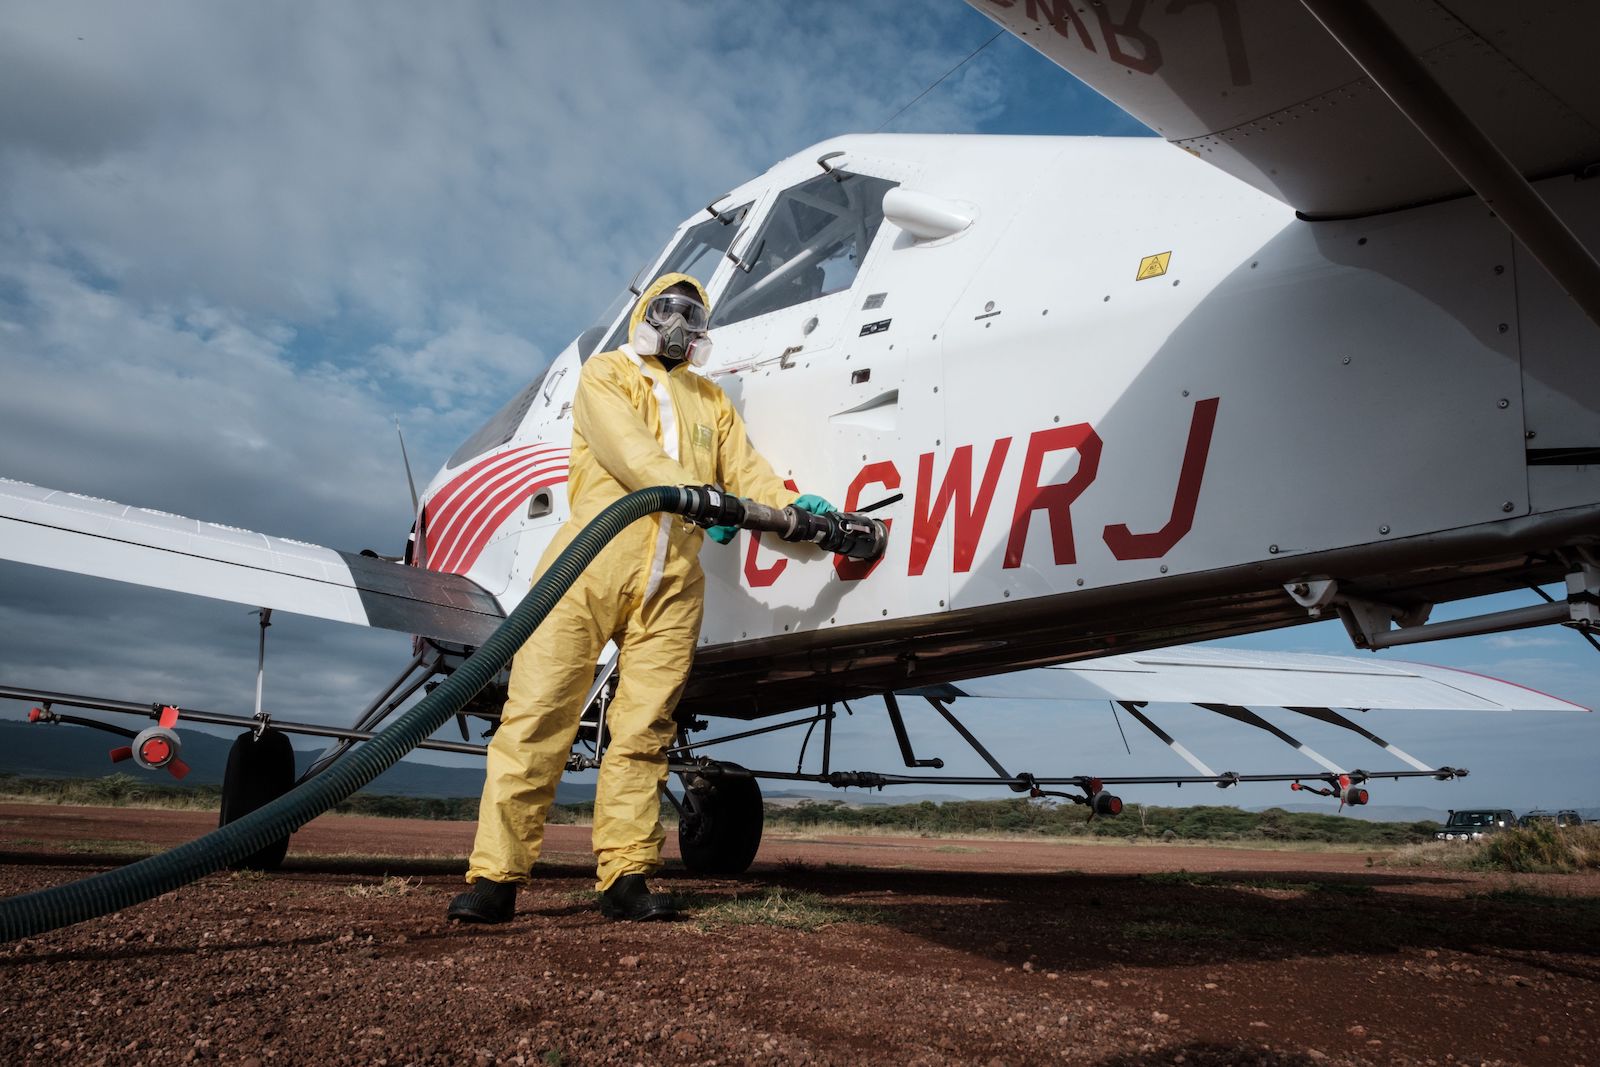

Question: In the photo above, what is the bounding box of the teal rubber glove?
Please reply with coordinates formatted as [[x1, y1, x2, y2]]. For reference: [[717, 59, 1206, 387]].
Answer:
[[793, 493, 836, 515], [707, 524, 738, 544]]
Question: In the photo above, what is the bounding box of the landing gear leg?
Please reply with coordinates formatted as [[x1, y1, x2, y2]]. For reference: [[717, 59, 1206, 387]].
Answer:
[[677, 764, 764, 876], [218, 727, 296, 871]]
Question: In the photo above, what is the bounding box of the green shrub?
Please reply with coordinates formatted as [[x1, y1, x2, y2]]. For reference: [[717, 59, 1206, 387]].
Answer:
[[1475, 824, 1600, 873]]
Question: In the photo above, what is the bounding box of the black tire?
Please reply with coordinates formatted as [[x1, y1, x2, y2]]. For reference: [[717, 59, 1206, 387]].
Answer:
[[218, 728, 296, 871], [677, 766, 763, 876]]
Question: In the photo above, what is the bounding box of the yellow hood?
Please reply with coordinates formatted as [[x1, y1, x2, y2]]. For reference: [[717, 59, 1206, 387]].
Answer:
[[627, 272, 711, 346]]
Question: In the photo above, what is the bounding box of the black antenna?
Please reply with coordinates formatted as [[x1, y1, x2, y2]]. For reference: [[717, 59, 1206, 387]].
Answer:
[[394, 417, 419, 515], [874, 29, 1004, 133]]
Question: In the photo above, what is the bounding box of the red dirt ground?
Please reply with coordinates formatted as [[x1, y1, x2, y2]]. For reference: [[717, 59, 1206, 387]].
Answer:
[[1, 804, 1597, 1065]]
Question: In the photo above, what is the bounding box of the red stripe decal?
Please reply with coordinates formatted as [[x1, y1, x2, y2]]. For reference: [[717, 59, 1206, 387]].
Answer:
[[431, 459, 568, 570], [429, 454, 552, 562], [424, 447, 567, 563], [428, 445, 566, 528], [432, 446, 539, 509], [423, 448, 540, 559], [428, 446, 564, 536], [442, 474, 568, 575]]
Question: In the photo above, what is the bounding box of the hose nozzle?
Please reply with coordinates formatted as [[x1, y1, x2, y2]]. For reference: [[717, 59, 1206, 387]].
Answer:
[[677, 486, 889, 562]]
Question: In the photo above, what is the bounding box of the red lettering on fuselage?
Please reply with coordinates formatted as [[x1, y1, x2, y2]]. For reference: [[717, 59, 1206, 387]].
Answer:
[[835, 461, 900, 582], [737, 399, 1221, 587], [1103, 397, 1220, 560], [1004, 423, 1103, 569], [744, 478, 799, 588], [909, 440, 1011, 576]]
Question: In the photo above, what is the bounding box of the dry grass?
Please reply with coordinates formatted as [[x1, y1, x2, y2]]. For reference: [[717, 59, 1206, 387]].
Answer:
[[61, 838, 162, 857], [1121, 918, 1225, 942], [764, 824, 1381, 853], [1386, 825, 1600, 873], [687, 887, 879, 931], [1141, 871, 1374, 896], [343, 875, 421, 898], [1386, 840, 1479, 870], [0, 788, 218, 813]]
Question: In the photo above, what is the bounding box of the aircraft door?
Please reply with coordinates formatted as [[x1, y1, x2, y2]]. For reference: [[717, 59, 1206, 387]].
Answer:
[[707, 169, 900, 370], [698, 167, 922, 643]]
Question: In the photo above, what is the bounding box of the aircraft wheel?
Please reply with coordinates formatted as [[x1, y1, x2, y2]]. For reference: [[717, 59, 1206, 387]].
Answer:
[[678, 765, 763, 876], [219, 727, 296, 871]]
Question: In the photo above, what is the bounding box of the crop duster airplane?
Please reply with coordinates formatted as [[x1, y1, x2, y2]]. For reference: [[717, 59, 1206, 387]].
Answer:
[[1, 0, 1596, 876]]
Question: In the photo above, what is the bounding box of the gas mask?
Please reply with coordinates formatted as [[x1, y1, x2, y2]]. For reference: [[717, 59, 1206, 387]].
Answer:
[[633, 291, 713, 367]]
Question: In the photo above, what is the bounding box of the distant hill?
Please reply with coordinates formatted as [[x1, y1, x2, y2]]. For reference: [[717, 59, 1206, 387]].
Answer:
[[766, 789, 972, 808], [1254, 803, 1448, 824], [0, 720, 596, 804]]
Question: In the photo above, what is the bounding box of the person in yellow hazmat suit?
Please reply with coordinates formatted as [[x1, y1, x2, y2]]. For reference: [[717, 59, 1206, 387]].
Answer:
[[449, 272, 834, 923]]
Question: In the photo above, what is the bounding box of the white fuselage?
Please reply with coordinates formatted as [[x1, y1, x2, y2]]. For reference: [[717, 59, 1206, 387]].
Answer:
[[416, 134, 1600, 716]]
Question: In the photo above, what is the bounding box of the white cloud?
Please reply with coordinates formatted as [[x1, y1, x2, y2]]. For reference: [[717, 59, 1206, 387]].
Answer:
[[0, 256, 412, 549], [369, 307, 547, 411], [1486, 634, 1566, 650], [0, 2, 1013, 348]]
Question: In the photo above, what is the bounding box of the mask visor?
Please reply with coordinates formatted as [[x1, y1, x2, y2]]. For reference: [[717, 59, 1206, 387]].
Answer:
[[644, 292, 710, 332]]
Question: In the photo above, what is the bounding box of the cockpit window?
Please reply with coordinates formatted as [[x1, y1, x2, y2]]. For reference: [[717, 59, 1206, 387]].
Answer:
[[445, 366, 549, 469], [714, 171, 896, 328], [593, 204, 751, 356]]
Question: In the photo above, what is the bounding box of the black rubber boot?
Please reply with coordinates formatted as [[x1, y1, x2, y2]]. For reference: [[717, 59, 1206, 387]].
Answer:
[[598, 874, 678, 922], [447, 879, 517, 923]]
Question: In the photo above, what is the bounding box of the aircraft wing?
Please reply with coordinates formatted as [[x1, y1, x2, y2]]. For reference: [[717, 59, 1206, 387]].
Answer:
[[913, 646, 1588, 712], [0, 477, 503, 646], [972, 1, 1600, 217]]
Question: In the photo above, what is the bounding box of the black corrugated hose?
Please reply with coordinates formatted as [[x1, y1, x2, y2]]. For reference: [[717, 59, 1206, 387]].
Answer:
[[0, 486, 685, 944]]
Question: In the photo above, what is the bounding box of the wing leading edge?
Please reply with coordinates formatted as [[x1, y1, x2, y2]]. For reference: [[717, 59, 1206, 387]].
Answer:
[[0, 478, 503, 646], [911, 646, 1588, 713]]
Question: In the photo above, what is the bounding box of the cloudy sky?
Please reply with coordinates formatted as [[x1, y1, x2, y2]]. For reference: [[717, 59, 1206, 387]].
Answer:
[[1, 1, 1594, 816]]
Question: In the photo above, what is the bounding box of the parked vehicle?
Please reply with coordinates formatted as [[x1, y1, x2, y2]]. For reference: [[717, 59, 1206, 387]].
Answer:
[[1435, 809, 1516, 841], [1517, 809, 1584, 828]]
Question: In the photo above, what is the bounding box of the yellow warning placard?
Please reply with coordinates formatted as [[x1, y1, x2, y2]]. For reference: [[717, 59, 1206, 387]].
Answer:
[[1136, 251, 1172, 281]]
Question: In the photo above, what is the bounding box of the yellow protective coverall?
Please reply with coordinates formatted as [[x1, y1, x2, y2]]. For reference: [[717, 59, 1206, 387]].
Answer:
[[467, 272, 796, 891]]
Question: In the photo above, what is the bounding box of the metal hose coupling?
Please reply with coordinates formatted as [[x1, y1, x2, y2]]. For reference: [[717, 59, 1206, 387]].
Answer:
[[676, 485, 889, 562]]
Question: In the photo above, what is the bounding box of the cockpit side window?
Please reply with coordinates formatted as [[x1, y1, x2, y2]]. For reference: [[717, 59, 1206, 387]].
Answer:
[[713, 171, 897, 328], [592, 204, 751, 356], [445, 366, 549, 469]]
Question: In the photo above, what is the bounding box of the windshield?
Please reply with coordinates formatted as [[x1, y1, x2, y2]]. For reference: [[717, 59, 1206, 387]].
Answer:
[[1446, 811, 1501, 827], [714, 171, 896, 327], [593, 204, 751, 356]]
